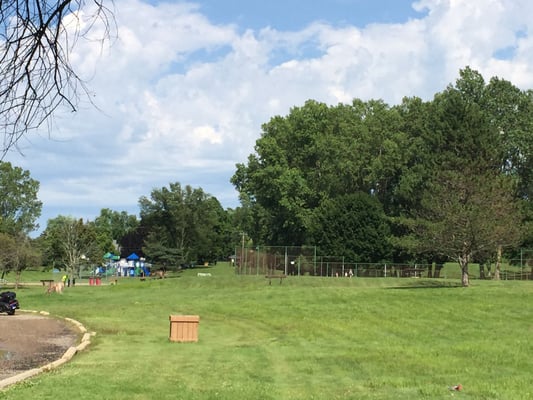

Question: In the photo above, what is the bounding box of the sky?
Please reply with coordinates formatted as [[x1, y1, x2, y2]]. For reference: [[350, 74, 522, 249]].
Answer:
[[4, 0, 533, 235]]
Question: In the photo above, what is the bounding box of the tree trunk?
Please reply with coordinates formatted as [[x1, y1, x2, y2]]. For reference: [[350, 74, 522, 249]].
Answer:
[[461, 267, 469, 286], [494, 245, 502, 281], [459, 256, 469, 287], [15, 270, 21, 290], [479, 263, 485, 279]]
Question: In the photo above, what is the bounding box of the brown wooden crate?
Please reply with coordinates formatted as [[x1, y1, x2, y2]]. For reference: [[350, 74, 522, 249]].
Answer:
[[169, 315, 200, 342]]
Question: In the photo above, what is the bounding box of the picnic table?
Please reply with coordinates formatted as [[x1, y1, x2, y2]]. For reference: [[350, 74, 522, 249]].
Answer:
[[40, 279, 55, 287]]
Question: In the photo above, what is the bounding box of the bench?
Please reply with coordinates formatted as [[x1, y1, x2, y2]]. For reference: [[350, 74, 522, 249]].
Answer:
[[265, 274, 287, 285], [40, 279, 55, 287]]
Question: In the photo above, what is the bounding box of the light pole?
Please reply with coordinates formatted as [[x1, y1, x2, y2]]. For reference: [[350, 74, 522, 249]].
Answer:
[[236, 231, 247, 274]]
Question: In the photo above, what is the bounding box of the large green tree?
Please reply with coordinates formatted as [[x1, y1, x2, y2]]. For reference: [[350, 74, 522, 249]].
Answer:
[[0, 232, 40, 288], [233, 67, 531, 277], [92, 208, 139, 255], [94, 208, 139, 241], [413, 170, 521, 286], [139, 183, 228, 267], [400, 72, 525, 286], [232, 99, 405, 247], [40, 216, 98, 278], [0, 161, 42, 235], [310, 192, 391, 263], [0, 162, 42, 282]]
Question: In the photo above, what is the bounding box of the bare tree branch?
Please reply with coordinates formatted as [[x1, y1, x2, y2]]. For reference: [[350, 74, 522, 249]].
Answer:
[[0, 0, 115, 158]]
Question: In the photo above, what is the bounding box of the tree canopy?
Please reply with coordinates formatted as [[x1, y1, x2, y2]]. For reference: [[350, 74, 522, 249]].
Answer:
[[138, 182, 230, 268], [0, 161, 42, 235], [39, 215, 99, 277], [232, 67, 532, 284], [8, 67, 530, 286]]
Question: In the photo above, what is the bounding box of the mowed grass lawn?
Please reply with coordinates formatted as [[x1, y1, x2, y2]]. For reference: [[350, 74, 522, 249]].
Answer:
[[2, 264, 532, 400]]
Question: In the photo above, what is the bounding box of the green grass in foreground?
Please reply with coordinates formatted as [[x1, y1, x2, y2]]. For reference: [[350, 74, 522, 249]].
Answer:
[[1, 265, 533, 399]]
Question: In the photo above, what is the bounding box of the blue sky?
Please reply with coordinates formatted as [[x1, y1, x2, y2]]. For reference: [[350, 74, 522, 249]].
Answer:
[[5, 0, 533, 235], [197, 0, 424, 30]]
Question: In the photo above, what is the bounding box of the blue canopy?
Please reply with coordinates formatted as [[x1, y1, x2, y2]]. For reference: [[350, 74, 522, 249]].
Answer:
[[126, 252, 140, 261]]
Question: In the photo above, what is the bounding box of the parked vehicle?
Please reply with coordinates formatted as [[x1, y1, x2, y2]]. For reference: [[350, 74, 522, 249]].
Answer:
[[0, 291, 19, 315]]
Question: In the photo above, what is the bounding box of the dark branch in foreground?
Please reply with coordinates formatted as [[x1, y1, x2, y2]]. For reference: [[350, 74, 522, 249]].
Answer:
[[0, 0, 115, 158]]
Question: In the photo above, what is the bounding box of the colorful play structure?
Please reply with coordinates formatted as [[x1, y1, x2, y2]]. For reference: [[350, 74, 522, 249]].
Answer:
[[102, 252, 151, 277]]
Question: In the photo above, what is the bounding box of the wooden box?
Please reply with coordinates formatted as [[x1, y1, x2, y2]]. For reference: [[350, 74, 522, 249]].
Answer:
[[169, 315, 200, 342]]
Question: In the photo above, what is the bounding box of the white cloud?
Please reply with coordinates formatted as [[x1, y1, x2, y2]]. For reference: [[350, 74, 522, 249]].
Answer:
[[5, 0, 533, 233]]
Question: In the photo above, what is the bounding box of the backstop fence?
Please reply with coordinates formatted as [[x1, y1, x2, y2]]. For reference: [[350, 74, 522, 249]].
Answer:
[[234, 245, 435, 278], [504, 248, 533, 280]]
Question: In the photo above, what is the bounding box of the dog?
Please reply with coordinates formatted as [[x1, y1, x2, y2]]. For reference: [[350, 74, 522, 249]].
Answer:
[[47, 282, 64, 294]]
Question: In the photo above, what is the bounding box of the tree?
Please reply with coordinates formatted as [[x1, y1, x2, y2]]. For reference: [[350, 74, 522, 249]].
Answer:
[[0, 233, 16, 278], [40, 216, 98, 278], [0, 161, 42, 234], [233, 67, 531, 276], [413, 170, 521, 287], [139, 183, 192, 266], [10, 235, 40, 288], [118, 224, 149, 259], [0, 0, 114, 158], [0, 232, 41, 288], [232, 99, 405, 246], [139, 183, 228, 267], [94, 208, 139, 241], [405, 76, 523, 286], [92, 208, 139, 255], [310, 192, 391, 263], [190, 196, 231, 263]]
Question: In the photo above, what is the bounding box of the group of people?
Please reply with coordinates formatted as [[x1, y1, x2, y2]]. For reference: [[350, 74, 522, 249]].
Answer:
[[61, 274, 75, 287], [334, 269, 354, 278]]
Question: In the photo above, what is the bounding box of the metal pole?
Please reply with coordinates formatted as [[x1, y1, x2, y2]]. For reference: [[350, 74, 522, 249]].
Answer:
[[241, 232, 245, 275], [234, 245, 238, 274], [256, 246, 259, 275], [314, 246, 317, 276], [520, 248, 523, 278], [284, 246, 288, 275]]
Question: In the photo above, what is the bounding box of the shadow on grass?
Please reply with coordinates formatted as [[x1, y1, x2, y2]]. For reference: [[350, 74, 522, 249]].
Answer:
[[387, 279, 464, 289]]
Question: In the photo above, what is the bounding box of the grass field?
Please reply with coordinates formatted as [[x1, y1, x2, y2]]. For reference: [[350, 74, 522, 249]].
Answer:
[[1, 264, 532, 399]]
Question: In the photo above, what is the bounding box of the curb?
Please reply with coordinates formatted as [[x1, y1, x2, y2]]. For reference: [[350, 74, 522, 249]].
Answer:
[[0, 310, 95, 390]]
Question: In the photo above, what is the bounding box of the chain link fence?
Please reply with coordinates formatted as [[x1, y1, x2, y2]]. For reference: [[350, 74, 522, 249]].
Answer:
[[234, 245, 434, 278], [503, 248, 533, 280]]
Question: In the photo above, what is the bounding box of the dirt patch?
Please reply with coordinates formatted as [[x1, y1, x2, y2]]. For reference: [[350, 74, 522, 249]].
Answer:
[[0, 313, 79, 381]]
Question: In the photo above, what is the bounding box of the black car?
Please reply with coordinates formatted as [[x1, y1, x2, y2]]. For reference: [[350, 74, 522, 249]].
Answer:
[[0, 291, 20, 315]]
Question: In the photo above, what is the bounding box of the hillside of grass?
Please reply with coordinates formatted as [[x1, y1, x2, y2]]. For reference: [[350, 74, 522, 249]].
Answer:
[[1, 263, 532, 399]]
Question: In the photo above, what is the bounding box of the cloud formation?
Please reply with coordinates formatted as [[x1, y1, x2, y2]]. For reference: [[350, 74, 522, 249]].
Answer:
[[6, 0, 533, 233]]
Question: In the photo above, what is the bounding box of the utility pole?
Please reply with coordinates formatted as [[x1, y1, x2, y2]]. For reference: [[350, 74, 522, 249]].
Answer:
[[241, 231, 246, 274]]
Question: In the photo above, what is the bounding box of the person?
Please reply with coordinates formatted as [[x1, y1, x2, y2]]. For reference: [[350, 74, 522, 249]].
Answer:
[[61, 274, 68, 287]]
